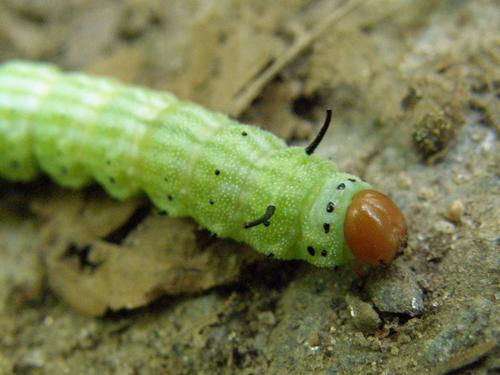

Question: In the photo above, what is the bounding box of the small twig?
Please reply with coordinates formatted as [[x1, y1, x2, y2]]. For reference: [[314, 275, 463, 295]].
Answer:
[[229, 0, 368, 117]]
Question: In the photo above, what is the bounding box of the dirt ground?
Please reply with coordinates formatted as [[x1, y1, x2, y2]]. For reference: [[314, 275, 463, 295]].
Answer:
[[0, 0, 498, 374]]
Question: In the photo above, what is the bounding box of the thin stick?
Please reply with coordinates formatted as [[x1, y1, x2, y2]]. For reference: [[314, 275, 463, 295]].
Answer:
[[229, 0, 367, 117]]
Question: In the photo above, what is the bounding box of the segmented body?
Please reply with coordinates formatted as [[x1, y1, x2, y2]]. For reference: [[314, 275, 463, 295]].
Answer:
[[0, 61, 371, 267]]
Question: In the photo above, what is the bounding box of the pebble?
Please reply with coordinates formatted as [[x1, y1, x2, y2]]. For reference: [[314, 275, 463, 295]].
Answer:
[[307, 332, 321, 348], [397, 172, 412, 190], [417, 186, 435, 200], [257, 311, 277, 326], [397, 333, 411, 344], [366, 261, 424, 316], [434, 220, 455, 234], [390, 346, 400, 355], [446, 200, 465, 222], [345, 295, 381, 333]]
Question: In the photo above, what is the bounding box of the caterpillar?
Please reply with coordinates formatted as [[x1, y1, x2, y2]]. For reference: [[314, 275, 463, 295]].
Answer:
[[0, 60, 407, 267]]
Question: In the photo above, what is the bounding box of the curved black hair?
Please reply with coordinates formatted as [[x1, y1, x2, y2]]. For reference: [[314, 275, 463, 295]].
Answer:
[[244, 205, 276, 229]]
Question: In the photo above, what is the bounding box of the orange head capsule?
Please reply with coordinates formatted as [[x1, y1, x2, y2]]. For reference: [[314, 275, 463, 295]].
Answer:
[[344, 190, 407, 266]]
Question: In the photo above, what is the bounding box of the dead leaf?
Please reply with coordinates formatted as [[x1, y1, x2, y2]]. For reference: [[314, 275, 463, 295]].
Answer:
[[33, 189, 259, 316]]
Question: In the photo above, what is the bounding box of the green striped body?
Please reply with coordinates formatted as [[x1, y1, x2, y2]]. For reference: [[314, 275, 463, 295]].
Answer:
[[0, 61, 370, 267]]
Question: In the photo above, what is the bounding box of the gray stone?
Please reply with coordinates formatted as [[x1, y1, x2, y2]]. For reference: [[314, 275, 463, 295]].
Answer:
[[346, 294, 381, 333], [366, 261, 424, 316]]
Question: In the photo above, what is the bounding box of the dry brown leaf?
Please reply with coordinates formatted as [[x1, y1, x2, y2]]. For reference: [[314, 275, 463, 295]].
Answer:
[[33, 189, 259, 316]]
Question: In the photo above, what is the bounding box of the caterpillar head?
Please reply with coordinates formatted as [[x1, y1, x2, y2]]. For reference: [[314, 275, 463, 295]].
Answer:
[[344, 190, 407, 266], [302, 175, 406, 268], [298, 110, 407, 268]]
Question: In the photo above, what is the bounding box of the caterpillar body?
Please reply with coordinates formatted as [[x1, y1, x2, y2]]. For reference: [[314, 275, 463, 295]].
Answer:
[[0, 61, 407, 267]]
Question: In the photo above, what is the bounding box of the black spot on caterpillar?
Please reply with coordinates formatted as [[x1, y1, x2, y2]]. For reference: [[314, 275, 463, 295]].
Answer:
[[307, 246, 316, 256], [326, 202, 335, 213], [0, 61, 408, 267]]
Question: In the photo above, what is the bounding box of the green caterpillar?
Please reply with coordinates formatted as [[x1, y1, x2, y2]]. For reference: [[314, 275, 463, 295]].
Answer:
[[0, 61, 407, 267]]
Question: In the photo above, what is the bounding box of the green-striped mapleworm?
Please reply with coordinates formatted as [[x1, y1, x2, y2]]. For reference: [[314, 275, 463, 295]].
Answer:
[[0, 61, 407, 268]]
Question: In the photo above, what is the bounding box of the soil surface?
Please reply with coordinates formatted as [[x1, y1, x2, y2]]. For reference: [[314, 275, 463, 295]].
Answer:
[[0, 0, 498, 374]]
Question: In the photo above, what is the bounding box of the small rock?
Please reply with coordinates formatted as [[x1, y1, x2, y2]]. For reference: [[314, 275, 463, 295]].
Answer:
[[433, 220, 455, 234], [397, 172, 412, 190], [345, 295, 381, 333], [446, 200, 465, 223], [307, 332, 321, 348], [412, 113, 455, 160], [366, 261, 424, 316], [257, 310, 276, 326], [417, 186, 435, 201], [120, 0, 158, 38], [390, 346, 399, 355], [397, 333, 411, 344], [18, 349, 45, 370], [326, 365, 341, 375]]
